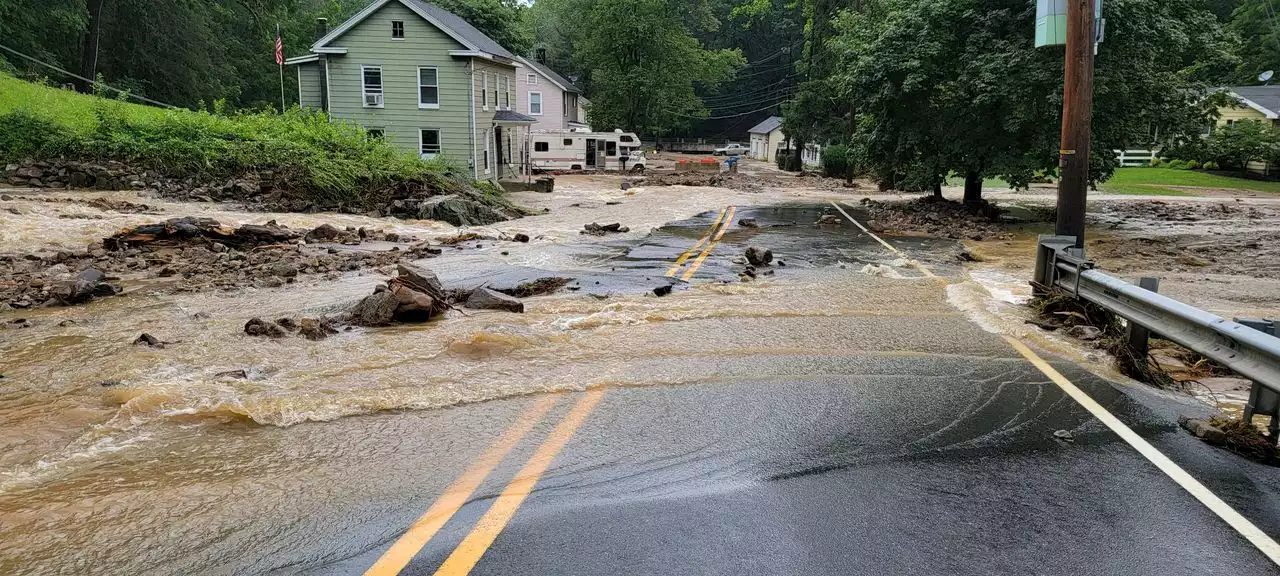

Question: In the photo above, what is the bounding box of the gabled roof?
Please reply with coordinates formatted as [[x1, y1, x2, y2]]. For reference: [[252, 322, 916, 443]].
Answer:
[[493, 110, 538, 123], [748, 116, 783, 135], [1226, 86, 1280, 119], [515, 56, 581, 94], [311, 0, 516, 62]]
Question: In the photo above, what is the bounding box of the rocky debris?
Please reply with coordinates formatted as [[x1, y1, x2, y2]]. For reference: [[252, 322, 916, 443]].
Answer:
[[513, 233, 531, 243], [98, 379, 124, 387], [132, 332, 164, 347], [1064, 325, 1103, 341], [437, 232, 489, 245], [49, 268, 117, 304], [815, 214, 841, 226], [497, 277, 573, 298], [653, 285, 673, 297], [1052, 429, 1076, 442], [738, 218, 758, 228], [465, 287, 525, 313], [3, 318, 32, 329], [582, 222, 630, 236], [276, 318, 299, 331], [305, 223, 342, 242], [345, 264, 451, 326], [1, 218, 443, 308], [417, 194, 508, 226], [860, 197, 1011, 241], [1179, 417, 1227, 445], [745, 247, 773, 266], [298, 316, 339, 340], [244, 317, 288, 338]]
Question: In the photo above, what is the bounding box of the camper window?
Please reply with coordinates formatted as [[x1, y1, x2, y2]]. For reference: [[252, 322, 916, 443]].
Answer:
[[606, 141, 617, 157], [534, 141, 550, 152], [563, 138, 573, 146]]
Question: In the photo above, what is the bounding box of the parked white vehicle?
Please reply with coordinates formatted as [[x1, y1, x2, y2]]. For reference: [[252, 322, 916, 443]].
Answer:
[[714, 143, 749, 156], [528, 129, 647, 172]]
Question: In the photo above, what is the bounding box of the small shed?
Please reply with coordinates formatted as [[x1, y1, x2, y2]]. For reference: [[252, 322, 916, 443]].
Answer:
[[747, 116, 785, 162]]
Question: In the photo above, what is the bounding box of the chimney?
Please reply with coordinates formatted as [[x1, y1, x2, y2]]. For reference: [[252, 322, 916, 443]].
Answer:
[[316, 18, 329, 41]]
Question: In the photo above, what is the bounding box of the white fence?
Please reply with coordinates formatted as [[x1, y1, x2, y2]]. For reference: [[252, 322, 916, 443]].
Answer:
[[1115, 149, 1159, 167]]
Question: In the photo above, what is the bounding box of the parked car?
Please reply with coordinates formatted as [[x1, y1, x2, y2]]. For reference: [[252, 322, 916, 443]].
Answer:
[[714, 143, 749, 156]]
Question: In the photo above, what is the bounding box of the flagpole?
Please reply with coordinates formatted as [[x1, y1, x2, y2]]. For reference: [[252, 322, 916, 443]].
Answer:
[[277, 23, 286, 113]]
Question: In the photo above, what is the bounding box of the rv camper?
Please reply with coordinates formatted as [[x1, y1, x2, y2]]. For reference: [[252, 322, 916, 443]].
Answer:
[[528, 129, 646, 172]]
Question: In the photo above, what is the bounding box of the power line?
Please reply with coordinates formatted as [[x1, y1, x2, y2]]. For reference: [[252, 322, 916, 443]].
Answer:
[[700, 89, 796, 112], [0, 42, 178, 109], [699, 72, 802, 103], [663, 97, 792, 120]]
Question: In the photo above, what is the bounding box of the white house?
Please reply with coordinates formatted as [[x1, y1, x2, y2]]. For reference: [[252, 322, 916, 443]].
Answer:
[[748, 116, 784, 161], [515, 56, 590, 132]]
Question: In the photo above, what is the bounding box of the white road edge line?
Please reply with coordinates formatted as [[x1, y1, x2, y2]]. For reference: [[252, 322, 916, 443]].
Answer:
[[829, 200, 936, 278], [1004, 336, 1280, 566]]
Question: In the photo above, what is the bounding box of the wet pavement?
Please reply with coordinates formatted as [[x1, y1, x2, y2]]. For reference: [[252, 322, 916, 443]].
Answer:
[[3, 191, 1280, 575]]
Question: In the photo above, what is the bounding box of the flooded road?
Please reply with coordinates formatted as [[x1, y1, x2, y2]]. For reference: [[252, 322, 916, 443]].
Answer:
[[2, 176, 1279, 575]]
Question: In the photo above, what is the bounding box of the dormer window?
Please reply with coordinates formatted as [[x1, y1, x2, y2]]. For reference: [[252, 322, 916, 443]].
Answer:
[[392, 21, 405, 39]]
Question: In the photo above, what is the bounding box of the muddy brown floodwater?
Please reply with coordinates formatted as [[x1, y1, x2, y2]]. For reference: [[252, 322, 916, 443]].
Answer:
[[2, 168, 1279, 574]]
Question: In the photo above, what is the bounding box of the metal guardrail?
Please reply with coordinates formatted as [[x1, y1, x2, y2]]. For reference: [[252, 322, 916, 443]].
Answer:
[[1036, 235, 1280, 440]]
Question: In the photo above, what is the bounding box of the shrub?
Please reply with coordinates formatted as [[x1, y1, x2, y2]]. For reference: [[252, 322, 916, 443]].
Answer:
[[0, 110, 74, 159], [1185, 159, 1201, 170], [1166, 159, 1188, 169], [1202, 160, 1219, 170], [820, 144, 851, 178], [776, 151, 793, 171], [1148, 158, 1163, 167]]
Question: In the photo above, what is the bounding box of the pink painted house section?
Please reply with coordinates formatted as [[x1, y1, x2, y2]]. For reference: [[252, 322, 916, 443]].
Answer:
[[515, 56, 590, 133]]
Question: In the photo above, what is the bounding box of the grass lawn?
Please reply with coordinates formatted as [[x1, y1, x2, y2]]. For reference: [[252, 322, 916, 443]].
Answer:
[[0, 74, 165, 132], [1100, 167, 1280, 196]]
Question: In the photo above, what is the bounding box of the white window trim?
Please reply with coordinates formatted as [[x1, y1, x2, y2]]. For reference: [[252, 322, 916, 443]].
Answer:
[[491, 73, 498, 111], [527, 74, 537, 85], [419, 128, 441, 159], [481, 73, 489, 110], [500, 76, 508, 110], [391, 20, 405, 41], [361, 65, 384, 108], [529, 91, 543, 116], [418, 66, 440, 109]]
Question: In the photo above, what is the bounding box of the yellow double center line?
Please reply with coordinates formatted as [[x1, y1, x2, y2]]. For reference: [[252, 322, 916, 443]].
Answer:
[[364, 389, 605, 576], [666, 206, 736, 281]]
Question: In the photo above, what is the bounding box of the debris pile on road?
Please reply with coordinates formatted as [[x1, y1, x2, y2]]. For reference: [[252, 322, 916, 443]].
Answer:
[[637, 171, 850, 193], [345, 263, 452, 326], [859, 196, 1012, 240], [0, 218, 442, 309], [582, 222, 630, 235], [496, 277, 573, 298], [1180, 416, 1279, 465]]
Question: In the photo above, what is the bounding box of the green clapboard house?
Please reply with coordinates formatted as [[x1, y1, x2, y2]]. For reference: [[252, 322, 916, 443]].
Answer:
[[287, 0, 536, 183]]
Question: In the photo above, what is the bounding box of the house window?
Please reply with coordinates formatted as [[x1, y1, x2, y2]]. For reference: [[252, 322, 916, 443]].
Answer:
[[418, 67, 439, 108], [491, 74, 498, 110], [367, 128, 384, 140], [527, 74, 537, 85], [529, 92, 542, 115], [419, 129, 440, 158], [484, 130, 491, 173], [392, 21, 405, 39], [361, 66, 383, 108], [563, 138, 573, 146], [606, 141, 617, 157], [534, 141, 550, 152]]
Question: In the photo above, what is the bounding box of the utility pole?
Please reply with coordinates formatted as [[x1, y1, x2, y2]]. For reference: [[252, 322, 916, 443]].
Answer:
[[1055, 0, 1095, 250]]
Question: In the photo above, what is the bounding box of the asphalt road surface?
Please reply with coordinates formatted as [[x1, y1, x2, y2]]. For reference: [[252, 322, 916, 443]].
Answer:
[[5, 202, 1280, 575]]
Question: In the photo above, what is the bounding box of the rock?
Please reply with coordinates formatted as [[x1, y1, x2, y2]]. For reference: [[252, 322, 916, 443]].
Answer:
[[269, 262, 299, 278], [653, 285, 673, 297], [465, 287, 525, 313], [389, 283, 439, 321], [816, 214, 841, 226], [1065, 325, 1103, 341], [306, 223, 342, 242], [397, 263, 443, 294], [513, 233, 531, 243], [210, 242, 228, 253], [582, 222, 626, 236], [298, 317, 339, 340], [738, 218, 758, 228], [1179, 417, 1227, 445], [417, 194, 508, 226], [275, 317, 299, 331], [244, 317, 287, 338], [214, 369, 249, 379], [346, 289, 400, 326], [43, 263, 72, 279], [777, 260, 786, 267], [745, 247, 773, 266], [51, 268, 108, 304], [1052, 429, 1075, 442], [98, 379, 124, 387], [0, 194, 11, 201], [866, 219, 887, 233], [132, 333, 164, 347]]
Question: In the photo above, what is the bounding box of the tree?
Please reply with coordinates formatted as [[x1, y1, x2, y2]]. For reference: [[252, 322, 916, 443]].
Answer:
[[574, 0, 744, 135], [828, 0, 1234, 203]]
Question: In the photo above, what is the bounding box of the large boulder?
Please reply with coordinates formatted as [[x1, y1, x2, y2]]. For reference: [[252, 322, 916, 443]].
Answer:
[[745, 247, 773, 266], [51, 268, 113, 304], [244, 317, 287, 338], [346, 288, 400, 327], [417, 195, 507, 226], [397, 263, 443, 294], [465, 287, 525, 313]]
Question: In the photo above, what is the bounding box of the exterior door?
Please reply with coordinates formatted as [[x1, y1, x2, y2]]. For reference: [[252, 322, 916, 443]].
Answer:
[[494, 126, 505, 175], [595, 139, 607, 168], [585, 139, 597, 168]]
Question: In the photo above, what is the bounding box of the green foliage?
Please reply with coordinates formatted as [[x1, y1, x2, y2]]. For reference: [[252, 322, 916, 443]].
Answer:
[[1166, 159, 1189, 169], [776, 151, 793, 171], [1205, 119, 1276, 169], [0, 73, 456, 206], [1203, 160, 1220, 170], [820, 144, 852, 178], [1149, 158, 1164, 167], [1185, 159, 1202, 169]]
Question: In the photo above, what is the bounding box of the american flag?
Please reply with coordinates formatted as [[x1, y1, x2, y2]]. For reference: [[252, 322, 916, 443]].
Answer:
[[274, 30, 283, 66]]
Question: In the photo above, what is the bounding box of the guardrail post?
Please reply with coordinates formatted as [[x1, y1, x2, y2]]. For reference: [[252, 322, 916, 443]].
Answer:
[[1125, 277, 1159, 359], [1034, 235, 1079, 294], [1238, 318, 1280, 445]]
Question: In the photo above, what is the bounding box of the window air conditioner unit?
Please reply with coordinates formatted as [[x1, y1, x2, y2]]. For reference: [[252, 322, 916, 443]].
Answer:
[[365, 93, 383, 106]]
